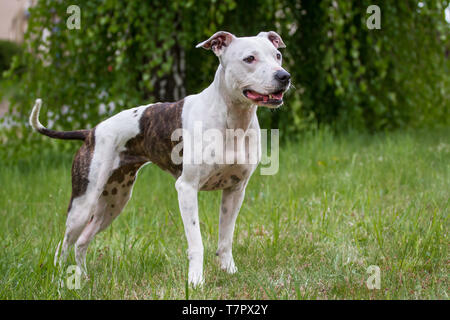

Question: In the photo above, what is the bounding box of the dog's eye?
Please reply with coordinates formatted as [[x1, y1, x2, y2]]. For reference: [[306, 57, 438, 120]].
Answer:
[[276, 53, 282, 60], [243, 55, 255, 63]]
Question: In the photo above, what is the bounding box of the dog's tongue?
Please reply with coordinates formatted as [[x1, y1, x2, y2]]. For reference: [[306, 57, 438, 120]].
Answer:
[[246, 90, 266, 101], [271, 91, 283, 99]]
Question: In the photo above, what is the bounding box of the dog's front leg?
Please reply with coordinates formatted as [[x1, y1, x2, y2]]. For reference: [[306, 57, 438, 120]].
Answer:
[[175, 177, 204, 287], [217, 186, 246, 273]]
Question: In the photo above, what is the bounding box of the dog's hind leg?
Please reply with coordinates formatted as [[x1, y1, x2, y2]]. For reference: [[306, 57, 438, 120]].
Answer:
[[58, 173, 114, 269], [74, 161, 145, 273], [56, 135, 117, 268], [74, 204, 104, 274]]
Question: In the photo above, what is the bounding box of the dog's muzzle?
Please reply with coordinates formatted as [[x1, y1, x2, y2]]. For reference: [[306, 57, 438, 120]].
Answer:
[[243, 69, 290, 106]]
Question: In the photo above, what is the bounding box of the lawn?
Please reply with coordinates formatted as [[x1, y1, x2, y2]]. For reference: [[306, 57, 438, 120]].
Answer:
[[0, 128, 448, 299]]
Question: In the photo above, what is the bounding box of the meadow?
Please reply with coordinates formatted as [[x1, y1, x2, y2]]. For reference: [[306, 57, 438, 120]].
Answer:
[[0, 128, 448, 299]]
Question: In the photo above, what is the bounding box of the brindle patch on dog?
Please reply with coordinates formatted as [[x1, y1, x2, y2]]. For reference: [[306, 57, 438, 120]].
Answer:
[[123, 100, 184, 178], [67, 128, 96, 213]]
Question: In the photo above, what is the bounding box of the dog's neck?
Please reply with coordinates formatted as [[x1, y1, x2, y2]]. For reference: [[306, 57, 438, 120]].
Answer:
[[203, 65, 257, 131]]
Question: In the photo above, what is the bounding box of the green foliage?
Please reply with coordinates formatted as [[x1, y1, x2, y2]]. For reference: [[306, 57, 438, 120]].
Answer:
[[1, 0, 449, 161], [275, 0, 450, 133], [0, 40, 22, 74]]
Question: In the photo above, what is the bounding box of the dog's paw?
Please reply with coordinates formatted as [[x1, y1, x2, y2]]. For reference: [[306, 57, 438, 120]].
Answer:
[[188, 269, 204, 288], [220, 258, 238, 274]]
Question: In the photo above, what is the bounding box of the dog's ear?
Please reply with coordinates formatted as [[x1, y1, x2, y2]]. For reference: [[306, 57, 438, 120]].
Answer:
[[195, 31, 235, 56], [257, 31, 286, 49]]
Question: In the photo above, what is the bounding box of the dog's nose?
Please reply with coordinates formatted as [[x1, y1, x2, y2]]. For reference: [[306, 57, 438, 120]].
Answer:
[[274, 70, 291, 84]]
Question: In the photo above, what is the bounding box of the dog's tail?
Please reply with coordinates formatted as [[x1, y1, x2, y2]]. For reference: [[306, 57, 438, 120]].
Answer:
[[29, 99, 89, 141]]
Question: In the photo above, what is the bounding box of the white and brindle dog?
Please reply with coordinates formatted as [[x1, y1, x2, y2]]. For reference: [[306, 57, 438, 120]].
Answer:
[[29, 31, 290, 286]]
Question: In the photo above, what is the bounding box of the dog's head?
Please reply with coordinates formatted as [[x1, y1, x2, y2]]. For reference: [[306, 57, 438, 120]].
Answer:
[[196, 31, 290, 108]]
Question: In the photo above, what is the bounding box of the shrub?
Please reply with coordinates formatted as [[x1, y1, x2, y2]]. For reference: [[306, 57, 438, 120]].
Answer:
[[0, 40, 22, 74]]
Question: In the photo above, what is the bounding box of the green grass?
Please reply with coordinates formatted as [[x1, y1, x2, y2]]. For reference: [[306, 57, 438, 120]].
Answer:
[[0, 128, 448, 299]]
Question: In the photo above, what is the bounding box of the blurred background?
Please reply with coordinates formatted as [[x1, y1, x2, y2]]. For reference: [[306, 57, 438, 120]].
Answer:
[[0, 0, 449, 160]]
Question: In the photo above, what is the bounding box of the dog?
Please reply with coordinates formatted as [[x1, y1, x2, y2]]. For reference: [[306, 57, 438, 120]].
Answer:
[[29, 31, 290, 286]]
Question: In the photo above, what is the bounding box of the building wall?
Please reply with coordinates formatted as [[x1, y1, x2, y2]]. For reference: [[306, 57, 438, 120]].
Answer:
[[0, 0, 32, 42]]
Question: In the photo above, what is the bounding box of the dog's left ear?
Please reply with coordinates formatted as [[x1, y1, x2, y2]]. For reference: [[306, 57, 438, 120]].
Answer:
[[196, 31, 235, 56], [257, 31, 286, 49]]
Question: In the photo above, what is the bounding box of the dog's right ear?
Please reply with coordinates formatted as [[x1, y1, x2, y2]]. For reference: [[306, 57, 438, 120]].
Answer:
[[195, 31, 235, 56]]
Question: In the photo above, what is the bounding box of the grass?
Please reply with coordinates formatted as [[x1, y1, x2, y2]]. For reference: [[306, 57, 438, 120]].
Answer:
[[0, 128, 448, 299]]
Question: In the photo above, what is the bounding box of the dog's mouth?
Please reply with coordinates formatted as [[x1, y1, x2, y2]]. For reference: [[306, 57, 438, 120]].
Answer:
[[243, 89, 285, 106]]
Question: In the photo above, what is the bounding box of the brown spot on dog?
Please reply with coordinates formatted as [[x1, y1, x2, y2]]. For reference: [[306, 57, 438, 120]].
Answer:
[[230, 175, 241, 183], [108, 168, 126, 184], [102, 190, 108, 196], [213, 179, 222, 189], [111, 204, 115, 208], [111, 187, 117, 195]]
